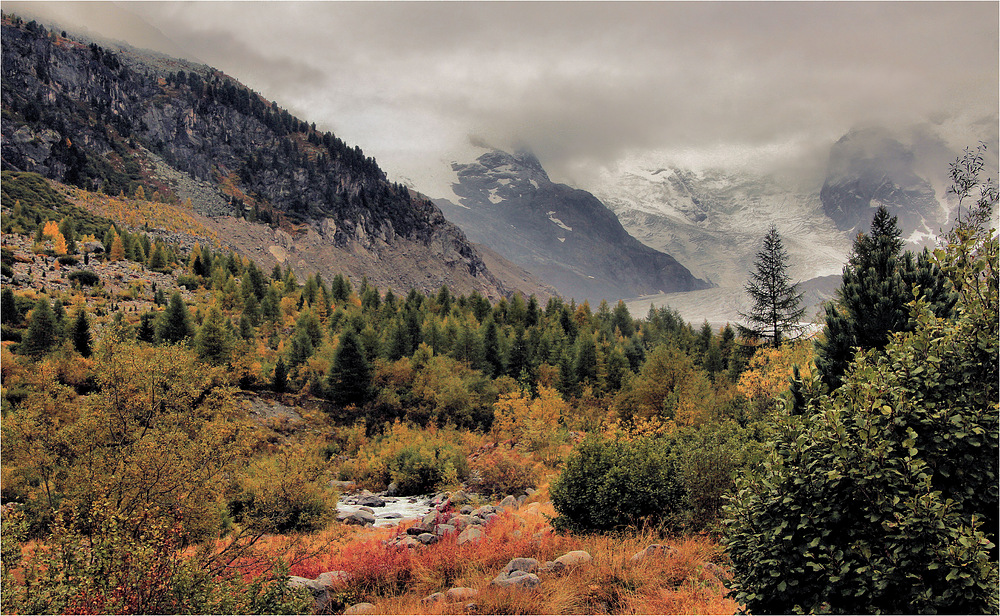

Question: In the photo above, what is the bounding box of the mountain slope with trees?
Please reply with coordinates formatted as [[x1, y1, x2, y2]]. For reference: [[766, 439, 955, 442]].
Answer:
[[0, 14, 544, 300]]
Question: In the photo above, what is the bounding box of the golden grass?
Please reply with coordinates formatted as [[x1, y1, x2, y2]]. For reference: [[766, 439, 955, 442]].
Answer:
[[266, 502, 739, 615]]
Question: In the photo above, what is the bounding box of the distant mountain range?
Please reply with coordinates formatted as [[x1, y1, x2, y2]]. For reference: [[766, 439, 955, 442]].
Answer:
[[0, 15, 554, 300], [577, 120, 998, 324]]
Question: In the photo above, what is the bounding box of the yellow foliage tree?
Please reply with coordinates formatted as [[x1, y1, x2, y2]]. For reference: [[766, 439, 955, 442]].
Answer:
[[52, 232, 68, 256], [41, 220, 60, 239], [109, 233, 125, 261], [736, 340, 814, 406], [492, 386, 566, 462]]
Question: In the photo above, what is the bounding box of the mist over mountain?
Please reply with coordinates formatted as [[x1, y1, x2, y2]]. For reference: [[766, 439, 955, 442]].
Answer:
[[427, 147, 711, 304]]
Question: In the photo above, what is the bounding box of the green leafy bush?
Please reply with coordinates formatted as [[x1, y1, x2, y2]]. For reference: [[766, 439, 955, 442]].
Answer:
[[724, 226, 999, 614], [387, 439, 469, 496], [670, 420, 770, 530], [550, 433, 689, 533]]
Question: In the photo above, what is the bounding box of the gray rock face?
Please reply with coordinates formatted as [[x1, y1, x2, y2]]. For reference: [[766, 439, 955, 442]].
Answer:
[[821, 127, 943, 236], [344, 602, 376, 614], [0, 20, 516, 302]]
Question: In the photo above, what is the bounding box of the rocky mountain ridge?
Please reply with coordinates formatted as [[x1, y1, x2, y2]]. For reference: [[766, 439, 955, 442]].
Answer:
[[431, 148, 711, 304], [0, 15, 549, 300]]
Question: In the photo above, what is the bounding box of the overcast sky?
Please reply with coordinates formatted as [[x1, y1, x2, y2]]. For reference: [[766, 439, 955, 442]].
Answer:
[[7, 1, 999, 188]]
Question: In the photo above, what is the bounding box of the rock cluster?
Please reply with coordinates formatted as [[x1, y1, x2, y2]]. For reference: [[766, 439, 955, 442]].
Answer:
[[287, 570, 352, 613]]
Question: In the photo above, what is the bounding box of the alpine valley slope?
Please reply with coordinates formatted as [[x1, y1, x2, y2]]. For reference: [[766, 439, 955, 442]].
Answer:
[[0, 16, 554, 300], [427, 147, 712, 305]]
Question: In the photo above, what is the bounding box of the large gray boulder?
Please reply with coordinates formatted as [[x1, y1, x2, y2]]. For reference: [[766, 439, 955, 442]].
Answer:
[[457, 526, 484, 545], [554, 550, 592, 568], [446, 587, 479, 601], [355, 494, 386, 508], [343, 602, 375, 614], [503, 557, 540, 575], [490, 569, 541, 590], [341, 510, 375, 526]]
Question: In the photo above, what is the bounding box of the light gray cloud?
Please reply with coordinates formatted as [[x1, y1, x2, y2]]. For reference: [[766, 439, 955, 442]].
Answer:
[[7, 1, 997, 185]]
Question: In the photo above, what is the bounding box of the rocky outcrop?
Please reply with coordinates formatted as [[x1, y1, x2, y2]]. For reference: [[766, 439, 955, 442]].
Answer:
[[0, 18, 519, 300], [820, 127, 944, 236]]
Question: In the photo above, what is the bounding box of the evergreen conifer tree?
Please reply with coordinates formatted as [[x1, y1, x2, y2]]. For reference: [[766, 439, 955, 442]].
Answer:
[[195, 305, 233, 365], [482, 319, 504, 377], [157, 292, 193, 343], [327, 329, 372, 407], [815, 207, 956, 390], [1, 288, 19, 325], [273, 357, 288, 393], [738, 226, 805, 348], [71, 307, 91, 357], [23, 298, 57, 357]]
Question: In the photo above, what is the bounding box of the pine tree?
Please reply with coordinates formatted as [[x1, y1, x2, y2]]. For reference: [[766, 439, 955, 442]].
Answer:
[[815, 207, 955, 390], [482, 319, 504, 377], [1, 288, 19, 325], [195, 305, 233, 365], [22, 298, 57, 357], [72, 308, 91, 357], [327, 329, 372, 407], [737, 226, 805, 348], [273, 357, 288, 393], [157, 292, 193, 343]]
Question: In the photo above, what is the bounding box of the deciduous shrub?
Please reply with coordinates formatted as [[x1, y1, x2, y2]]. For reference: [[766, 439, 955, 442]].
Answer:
[[1, 504, 311, 615], [469, 446, 540, 496], [550, 433, 688, 533], [336, 422, 470, 495]]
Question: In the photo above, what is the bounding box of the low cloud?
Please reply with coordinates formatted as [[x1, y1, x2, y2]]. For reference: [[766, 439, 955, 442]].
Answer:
[[9, 2, 997, 185]]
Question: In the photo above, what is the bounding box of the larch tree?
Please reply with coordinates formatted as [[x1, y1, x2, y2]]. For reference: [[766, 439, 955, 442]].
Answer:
[[738, 226, 805, 348]]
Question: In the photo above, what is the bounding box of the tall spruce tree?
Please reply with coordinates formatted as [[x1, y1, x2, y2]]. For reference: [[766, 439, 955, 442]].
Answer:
[[194, 305, 233, 365], [738, 226, 805, 348], [327, 329, 372, 407], [22, 297, 57, 357], [815, 207, 956, 390], [71, 307, 91, 357], [157, 291, 193, 344]]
